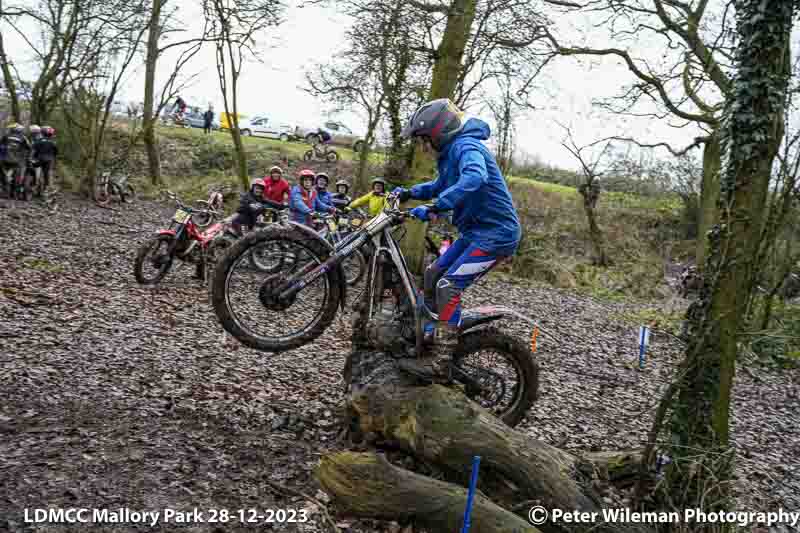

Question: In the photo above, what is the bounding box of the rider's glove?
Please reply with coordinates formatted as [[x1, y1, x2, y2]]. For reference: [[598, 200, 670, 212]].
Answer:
[[409, 205, 434, 222], [394, 187, 412, 203]]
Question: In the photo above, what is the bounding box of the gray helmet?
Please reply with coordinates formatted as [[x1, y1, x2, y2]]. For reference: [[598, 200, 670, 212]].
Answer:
[[335, 179, 349, 191], [400, 98, 464, 150]]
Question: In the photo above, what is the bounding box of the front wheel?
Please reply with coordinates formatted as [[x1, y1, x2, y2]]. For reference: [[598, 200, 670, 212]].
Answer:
[[326, 150, 339, 163], [210, 225, 343, 352], [303, 150, 313, 161], [451, 327, 539, 427], [134, 234, 176, 285], [342, 249, 366, 286]]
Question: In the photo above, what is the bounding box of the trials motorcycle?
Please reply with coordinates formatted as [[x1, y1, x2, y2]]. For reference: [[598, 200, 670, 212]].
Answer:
[[210, 191, 540, 426]]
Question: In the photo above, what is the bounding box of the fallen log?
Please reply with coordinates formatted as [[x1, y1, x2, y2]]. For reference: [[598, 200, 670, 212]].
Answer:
[[317, 452, 539, 533], [324, 348, 649, 533]]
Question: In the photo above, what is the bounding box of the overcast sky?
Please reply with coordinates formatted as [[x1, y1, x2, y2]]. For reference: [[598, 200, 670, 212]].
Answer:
[[2, 0, 711, 171]]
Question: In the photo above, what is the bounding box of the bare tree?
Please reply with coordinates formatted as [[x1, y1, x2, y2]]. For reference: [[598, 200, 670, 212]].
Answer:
[[542, 0, 736, 268], [559, 124, 612, 266], [204, 0, 283, 190], [142, 0, 211, 185], [640, 0, 795, 513]]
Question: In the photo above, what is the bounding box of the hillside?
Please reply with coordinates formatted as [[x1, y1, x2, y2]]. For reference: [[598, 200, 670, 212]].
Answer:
[[75, 123, 689, 312]]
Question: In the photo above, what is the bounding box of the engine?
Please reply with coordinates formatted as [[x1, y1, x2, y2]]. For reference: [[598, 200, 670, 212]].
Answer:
[[364, 264, 415, 353]]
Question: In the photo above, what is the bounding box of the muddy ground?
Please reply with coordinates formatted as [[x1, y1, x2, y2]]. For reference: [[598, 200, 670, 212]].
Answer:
[[1, 195, 798, 532]]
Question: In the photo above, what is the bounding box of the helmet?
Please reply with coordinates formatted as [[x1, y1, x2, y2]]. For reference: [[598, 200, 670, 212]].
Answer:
[[298, 169, 315, 188], [268, 165, 283, 177], [400, 98, 464, 150], [315, 173, 330, 188], [29, 125, 41, 134], [250, 178, 266, 194], [335, 179, 349, 192], [371, 177, 386, 193], [42, 126, 55, 138]]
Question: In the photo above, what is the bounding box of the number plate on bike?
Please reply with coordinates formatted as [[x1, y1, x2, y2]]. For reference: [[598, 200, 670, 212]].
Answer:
[[173, 209, 190, 223], [351, 218, 362, 227]]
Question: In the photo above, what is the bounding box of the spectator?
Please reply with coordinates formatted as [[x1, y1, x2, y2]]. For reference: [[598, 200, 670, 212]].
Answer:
[[203, 105, 214, 134]]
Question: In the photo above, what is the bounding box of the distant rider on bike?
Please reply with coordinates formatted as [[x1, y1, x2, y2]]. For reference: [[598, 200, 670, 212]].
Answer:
[[347, 177, 388, 217], [331, 179, 351, 209], [31, 126, 58, 195], [290, 169, 334, 226], [173, 96, 188, 121], [393, 98, 522, 378], [0, 123, 31, 196]]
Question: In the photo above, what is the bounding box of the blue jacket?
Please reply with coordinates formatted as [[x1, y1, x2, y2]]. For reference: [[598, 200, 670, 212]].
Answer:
[[289, 185, 332, 224], [315, 189, 335, 211], [410, 118, 521, 256]]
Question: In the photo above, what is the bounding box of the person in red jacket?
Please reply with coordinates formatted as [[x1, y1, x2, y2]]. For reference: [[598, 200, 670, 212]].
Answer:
[[263, 165, 290, 208]]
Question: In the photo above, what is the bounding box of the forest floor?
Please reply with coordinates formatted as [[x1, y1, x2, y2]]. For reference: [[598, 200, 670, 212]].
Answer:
[[1, 194, 798, 533]]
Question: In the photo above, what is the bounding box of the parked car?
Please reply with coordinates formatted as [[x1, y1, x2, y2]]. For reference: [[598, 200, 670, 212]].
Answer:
[[239, 116, 296, 141], [295, 120, 366, 152], [184, 109, 220, 130]]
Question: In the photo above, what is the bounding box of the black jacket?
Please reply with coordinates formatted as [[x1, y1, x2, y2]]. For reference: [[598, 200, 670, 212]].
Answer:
[[33, 138, 58, 162], [0, 133, 31, 163]]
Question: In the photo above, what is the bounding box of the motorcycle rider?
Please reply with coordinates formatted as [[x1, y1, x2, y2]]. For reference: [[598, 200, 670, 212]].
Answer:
[[229, 178, 268, 238], [173, 95, 187, 121], [331, 179, 351, 209], [29, 125, 42, 142], [314, 173, 336, 212], [347, 177, 388, 217], [393, 98, 522, 379], [31, 126, 58, 195], [0, 123, 31, 196], [290, 169, 333, 225]]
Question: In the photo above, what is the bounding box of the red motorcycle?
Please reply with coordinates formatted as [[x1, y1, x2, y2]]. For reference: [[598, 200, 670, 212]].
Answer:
[[134, 191, 234, 285]]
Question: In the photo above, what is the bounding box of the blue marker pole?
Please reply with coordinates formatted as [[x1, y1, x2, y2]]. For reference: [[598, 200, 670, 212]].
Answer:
[[638, 325, 650, 370], [461, 456, 482, 533]]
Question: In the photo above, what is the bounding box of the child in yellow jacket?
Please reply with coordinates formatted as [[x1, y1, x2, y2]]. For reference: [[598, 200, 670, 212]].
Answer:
[[348, 177, 388, 217]]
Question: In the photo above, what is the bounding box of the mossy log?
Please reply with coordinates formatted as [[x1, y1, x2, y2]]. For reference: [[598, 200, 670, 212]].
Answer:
[[323, 349, 650, 533], [317, 452, 539, 533]]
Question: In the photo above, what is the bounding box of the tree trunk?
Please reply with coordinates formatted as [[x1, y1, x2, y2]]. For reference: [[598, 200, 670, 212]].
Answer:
[[143, 0, 163, 185], [579, 183, 608, 266], [665, 0, 793, 514], [696, 131, 720, 269], [317, 452, 539, 533], [401, 0, 479, 276], [326, 348, 649, 533], [0, 26, 21, 123]]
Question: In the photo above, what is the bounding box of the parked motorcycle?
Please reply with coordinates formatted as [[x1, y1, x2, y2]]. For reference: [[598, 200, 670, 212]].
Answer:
[[312, 209, 367, 286], [95, 171, 135, 206], [133, 191, 235, 285], [193, 186, 226, 228], [210, 191, 539, 426]]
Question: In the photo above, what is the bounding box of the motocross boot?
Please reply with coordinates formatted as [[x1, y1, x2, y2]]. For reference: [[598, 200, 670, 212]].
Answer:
[[397, 322, 459, 381]]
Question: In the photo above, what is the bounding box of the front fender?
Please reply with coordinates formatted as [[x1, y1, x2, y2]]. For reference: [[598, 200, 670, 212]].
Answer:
[[157, 229, 176, 236], [285, 221, 347, 312]]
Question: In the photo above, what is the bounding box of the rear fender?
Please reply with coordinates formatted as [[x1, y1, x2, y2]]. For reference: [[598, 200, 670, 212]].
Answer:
[[285, 221, 347, 312], [459, 305, 538, 333]]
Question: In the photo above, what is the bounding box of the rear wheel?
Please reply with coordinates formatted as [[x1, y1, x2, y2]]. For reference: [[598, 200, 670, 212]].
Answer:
[[326, 150, 339, 163], [280, 133, 289, 142], [241, 129, 252, 137], [95, 181, 111, 206], [134, 234, 176, 285], [451, 327, 539, 427], [210, 225, 343, 352], [121, 184, 136, 203]]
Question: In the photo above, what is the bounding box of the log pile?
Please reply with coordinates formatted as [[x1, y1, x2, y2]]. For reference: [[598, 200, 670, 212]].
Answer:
[[316, 348, 649, 533]]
